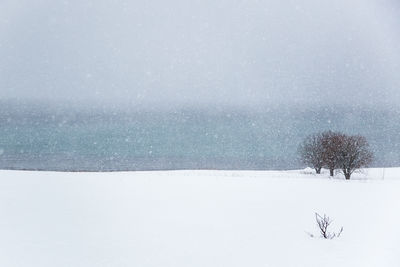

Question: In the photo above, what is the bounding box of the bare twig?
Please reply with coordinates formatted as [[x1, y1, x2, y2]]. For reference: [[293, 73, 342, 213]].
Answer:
[[314, 212, 343, 239]]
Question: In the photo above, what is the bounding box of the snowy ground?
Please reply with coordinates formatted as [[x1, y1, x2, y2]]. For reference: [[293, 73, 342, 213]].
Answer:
[[0, 168, 399, 267]]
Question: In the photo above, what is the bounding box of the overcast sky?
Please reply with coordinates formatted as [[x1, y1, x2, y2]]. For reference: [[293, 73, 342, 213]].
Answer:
[[0, 0, 399, 109]]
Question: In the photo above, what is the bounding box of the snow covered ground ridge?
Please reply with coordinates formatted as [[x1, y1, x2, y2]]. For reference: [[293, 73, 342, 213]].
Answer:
[[0, 167, 398, 267]]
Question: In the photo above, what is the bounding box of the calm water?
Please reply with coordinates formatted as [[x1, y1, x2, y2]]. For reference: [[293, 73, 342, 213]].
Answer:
[[0, 103, 399, 171]]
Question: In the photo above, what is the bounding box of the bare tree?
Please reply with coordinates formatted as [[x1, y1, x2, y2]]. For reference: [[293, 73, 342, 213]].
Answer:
[[321, 131, 345, 176], [315, 213, 343, 239], [299, 131, 373, 179], [298, 133, 324, 174], [336, 135, 373, 180]]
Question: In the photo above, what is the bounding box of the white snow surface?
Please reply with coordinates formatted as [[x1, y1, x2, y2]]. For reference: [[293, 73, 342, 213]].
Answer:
[[0, 168, 399, 266]]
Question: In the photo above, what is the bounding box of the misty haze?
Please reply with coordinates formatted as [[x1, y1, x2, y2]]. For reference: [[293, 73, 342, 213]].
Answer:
[[1, 0, 400, 170], [1, 1, 400, 266]]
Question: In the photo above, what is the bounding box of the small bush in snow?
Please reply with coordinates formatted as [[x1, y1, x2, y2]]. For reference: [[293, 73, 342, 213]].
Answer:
[[314, 213, 343, 239]]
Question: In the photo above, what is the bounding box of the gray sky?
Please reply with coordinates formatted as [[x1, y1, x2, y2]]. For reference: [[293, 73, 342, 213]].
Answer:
[[1, 0, 400, 109]]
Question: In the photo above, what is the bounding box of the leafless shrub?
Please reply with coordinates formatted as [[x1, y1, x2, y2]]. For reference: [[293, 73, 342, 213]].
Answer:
[[315, 213, 343, 239]]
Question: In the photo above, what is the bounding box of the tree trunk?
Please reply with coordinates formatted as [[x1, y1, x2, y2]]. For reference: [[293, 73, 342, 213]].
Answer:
[[316, 167, 321, 174], [329, 168, 334, 176], [345, 173, 351, 180]]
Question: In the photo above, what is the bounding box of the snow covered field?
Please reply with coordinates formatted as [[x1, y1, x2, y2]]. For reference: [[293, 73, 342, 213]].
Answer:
[[0, 168, 399, 267]]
